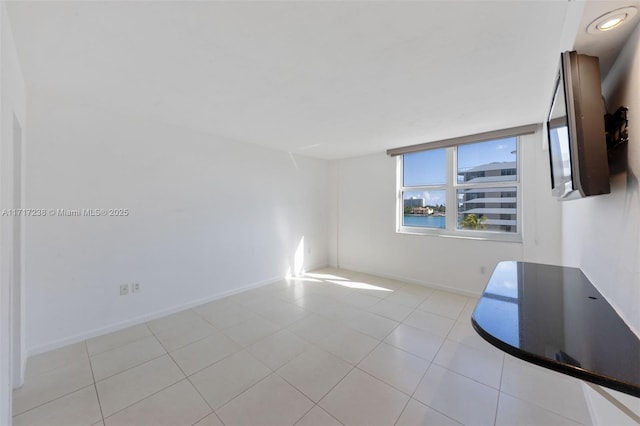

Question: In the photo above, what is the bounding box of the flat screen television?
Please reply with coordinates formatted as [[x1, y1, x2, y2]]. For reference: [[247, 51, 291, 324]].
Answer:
[[547, 51, 610, 199]]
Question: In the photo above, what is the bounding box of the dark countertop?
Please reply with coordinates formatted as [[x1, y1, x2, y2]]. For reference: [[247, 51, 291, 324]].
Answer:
[[471, 261, 640, 397]]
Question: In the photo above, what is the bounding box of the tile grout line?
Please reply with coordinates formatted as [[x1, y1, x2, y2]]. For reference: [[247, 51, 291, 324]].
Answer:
[[12, 345, 97, 418], [91, 322, 193, 422], [163, 345, 219, 423], [407, 362, 465, 426], [189, 410, 222, 426], [167, 299, 319, 422], [88, 333, 160, 359], [286, 334, 388, 419], [431, 358, 503, 393], [22, 269, 585, 426], [12, 383, 97, 420], [172, 346, 241, 379], [314, 272, 499, 425], [272, 346, 355, 415], [395, 300, 464, 426], [100, 375, 185, 422], [499, 355, 593, 425], [290, 403, 317, 426], [310, 272, 470, 424], [85, 324, 154, 358], [393, 396, 413, 426], [93, 351, 168, 383], [355, 353, 429, 399], [85, 341, 106, 425], [211, 366, 280, 416], [288, 400, 345, 425], [498, 384, 590, 425], [427, 298, 510, 394], [493, 389, 503, 426], [150, 308, 228, 350]]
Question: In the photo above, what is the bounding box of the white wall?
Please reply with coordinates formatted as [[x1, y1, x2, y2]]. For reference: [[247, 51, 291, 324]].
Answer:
[[562, 21, 640, 425], [327, 161, 339, 267], [562, 21, 640, 336], [25, 92, 329, 354], [335, 131, 562, 296], [0, 2, 27, 422]]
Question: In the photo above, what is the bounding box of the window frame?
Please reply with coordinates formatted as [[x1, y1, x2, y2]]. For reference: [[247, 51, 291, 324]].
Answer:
[[396, 137, 522, 242]]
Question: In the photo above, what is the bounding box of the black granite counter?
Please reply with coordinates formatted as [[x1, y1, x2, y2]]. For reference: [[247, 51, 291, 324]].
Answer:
[[472, 261, 640, 397]]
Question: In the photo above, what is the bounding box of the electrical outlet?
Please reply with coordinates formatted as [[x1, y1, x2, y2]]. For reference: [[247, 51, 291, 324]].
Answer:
[[120, 284, 129, 296], [132, 282, 140, 293]]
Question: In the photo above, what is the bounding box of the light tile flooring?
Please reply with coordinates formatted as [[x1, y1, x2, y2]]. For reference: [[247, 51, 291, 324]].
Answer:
[[13, 268, 592, 426]]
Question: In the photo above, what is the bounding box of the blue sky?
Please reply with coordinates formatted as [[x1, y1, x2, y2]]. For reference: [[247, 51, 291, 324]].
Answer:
[[403, 137, 517, 206]]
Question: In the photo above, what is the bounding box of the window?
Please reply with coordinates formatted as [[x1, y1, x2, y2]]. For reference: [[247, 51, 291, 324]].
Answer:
[[396, 135, 522, 240]]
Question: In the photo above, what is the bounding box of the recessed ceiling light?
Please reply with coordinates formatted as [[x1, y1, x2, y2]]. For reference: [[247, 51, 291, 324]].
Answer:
[[599, 16, 625, 31], [587, 7, 637, 34]]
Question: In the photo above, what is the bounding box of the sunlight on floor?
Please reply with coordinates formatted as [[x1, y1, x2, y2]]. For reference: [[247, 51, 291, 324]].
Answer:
[[305, 272, 348, 281], [327, 280, 393, 292]]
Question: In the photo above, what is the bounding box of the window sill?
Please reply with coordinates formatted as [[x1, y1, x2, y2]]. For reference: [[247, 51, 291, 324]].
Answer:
[[397, 227, 522, 243]]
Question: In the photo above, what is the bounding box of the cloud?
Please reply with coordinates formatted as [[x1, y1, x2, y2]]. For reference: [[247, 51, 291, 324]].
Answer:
[[423, 191, 446, 205]]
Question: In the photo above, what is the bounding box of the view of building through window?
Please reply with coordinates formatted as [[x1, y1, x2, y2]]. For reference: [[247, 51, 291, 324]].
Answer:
[[400, 137, 519, 235], [403, 190, 446, 229]]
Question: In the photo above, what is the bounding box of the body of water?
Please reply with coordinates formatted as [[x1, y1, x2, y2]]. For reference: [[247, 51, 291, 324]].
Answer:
[[403, 215, 446, 228]]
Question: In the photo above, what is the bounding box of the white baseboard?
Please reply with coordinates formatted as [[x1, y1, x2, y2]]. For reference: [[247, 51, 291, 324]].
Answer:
[[25, 260, 476, 358], [26, 275, 284, 358]]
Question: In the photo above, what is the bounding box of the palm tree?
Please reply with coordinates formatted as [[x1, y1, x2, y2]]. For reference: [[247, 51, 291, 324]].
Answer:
[[460, 213, 487, 230]]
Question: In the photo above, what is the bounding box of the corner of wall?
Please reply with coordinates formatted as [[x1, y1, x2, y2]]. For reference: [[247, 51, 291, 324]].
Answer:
[[567, 16, 640, 426], [1, 0, 28, 422], [327, 159, 339, 268]]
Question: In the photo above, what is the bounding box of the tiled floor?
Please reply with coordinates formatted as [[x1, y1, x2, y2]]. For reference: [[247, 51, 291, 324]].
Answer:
[[12, 268, 592, 425]]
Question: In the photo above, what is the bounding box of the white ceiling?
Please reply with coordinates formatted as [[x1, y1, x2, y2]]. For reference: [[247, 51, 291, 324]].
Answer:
[[6, 1, 629, 160], [574, 0, 640, 77]]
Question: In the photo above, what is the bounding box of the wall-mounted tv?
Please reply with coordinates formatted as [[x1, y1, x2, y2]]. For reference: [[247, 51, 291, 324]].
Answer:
[[547, 51, 610, 200]]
